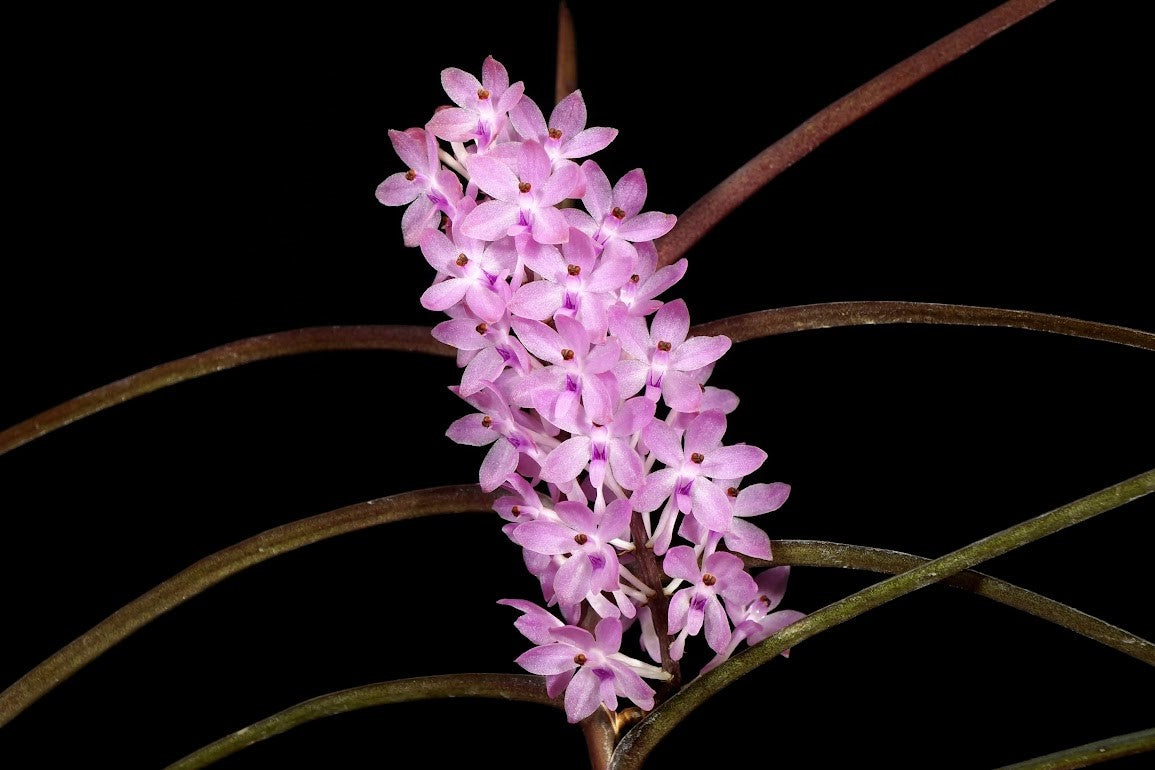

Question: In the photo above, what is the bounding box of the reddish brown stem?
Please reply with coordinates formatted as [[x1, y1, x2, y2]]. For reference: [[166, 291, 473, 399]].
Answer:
[[555, 1, 578, 104], [628, 511, 681, 695], [0, 484, 493, 728], [4, 301, 1149, 458], [690, 301, 1155, 352], [0, 325, 452, 456], [580, 709, 617, 770], [656, 0, 1056, 266]]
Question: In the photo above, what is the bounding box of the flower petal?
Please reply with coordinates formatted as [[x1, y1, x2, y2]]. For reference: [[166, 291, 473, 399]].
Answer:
[[540, 435, 592, 484], [651, 298, 690, 348], [465, 283, 508, 324], [614, 397, 656, 437], [461, 200, 521, 241], [510, 317, 564, 364], [747, 609, 807, 647], [498, 599, 563, 645], [539, 161, 582, 207], [637, 258, 688, 302], [516, 642, 578, 676], [467, 155, 521, 202], [518, 140, 553, 187], [723, 518, 772, 560], [671, 334, 731, 372], [579, 160, 612, 221], [419, 228, 458, 272], [593, 616, 622, 652], [441, 67, 482, 108], [618, 211, 677, 242], [661, 546, 701, 582], [550, 90, 587, 137], [690, 477, 733, 532], [420, 277, 468, 312], [459, 346, 507, 396], [599, 499, 633, 541], [587, 251, 633, 293], [701, 444, 767, 479], [613, 358, 649, 399], [509, 279, 565, 320], [754, 566, 792, 612], [642, 420, 684, 468], [400, 195, 437, 247], [685, 410, 727, 455], [509, 95, 547, 141], [606, 662, 655, 711], [554, 554, 593, 606], [666, 588, 691, 634], [479, 439, 519, 492], [510, 520, 582, 555], [563, 667, 601, 724], [387, 128, 430, 172], [481, 55, 510, 95], [554, 499, 596, 533], [734, 482, 791, 518], [610, 311, 651, 361], [563, 126, 618, 159], [661, 370, 704, 413], [495, 80, 525, 116], [704, 596, 732, 653], [426, 107, 479, 142], [375, 172, 422, 206], [531, 206, 571, 245], [612, 168, 648, 218], [446, 413, 498, 446], [630, 467, 677, 513], [608, 438, 644, 490]]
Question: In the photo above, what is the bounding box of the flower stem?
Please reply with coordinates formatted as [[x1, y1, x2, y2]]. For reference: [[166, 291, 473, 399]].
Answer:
[[555, 2, 577, 104], [6, 497, 1146, 730], [747, 542, 1155, 666], [691, 301, 1155, 353], [0, 325, 452, 456], [5, 303, 1148, 458], [163, 674, 556, 770], [0, 485, 493, 728], [580, 708, 616, 770], [628, 511, 681, 694], [995, 725, 1155, 769], [655, 0, 1056, 267], [610, 468, 1155, 768]]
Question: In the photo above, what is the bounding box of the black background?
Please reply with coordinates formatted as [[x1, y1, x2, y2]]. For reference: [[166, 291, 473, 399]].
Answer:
[[2, 1, 1152, 767]]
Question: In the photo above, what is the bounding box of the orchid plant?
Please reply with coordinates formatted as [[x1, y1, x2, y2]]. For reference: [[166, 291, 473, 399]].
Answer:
[[376, 52, 806, 723], [1, 2, 1152, 768]]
